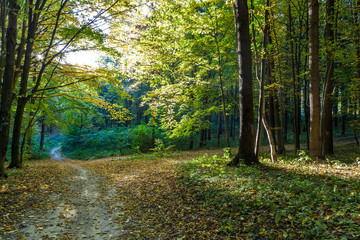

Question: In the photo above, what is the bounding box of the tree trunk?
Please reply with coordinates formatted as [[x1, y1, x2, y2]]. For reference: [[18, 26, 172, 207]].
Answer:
[[229, 0, 257, 166], [216, 108, 222, 147], [10, 1, 42, 168], [0, 0, 19, 178], [341, 85, 347, 136], [309, 0, 322, 158], [289, 4, 300, 152], [321, 0, 336, 155], [39, 116, 45, 151], [0, 0, 6, 88]]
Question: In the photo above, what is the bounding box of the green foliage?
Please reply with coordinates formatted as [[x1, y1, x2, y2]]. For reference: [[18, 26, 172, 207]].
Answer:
[[130, 124, 154, 153], [178, 151, 360, 239], [62, 127, 132, 159]]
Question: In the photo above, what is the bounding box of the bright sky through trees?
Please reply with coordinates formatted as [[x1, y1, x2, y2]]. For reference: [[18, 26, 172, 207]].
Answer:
[[66, 50, 101, 67]]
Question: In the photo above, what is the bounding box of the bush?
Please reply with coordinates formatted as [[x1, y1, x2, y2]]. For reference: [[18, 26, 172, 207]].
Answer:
[[130, 124, 154, 153]]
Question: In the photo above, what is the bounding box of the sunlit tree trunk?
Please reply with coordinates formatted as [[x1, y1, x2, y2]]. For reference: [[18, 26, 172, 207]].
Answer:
[[0, 0, 19, 178], [229, 0, 257, 166], [309, 0, 322, 158]]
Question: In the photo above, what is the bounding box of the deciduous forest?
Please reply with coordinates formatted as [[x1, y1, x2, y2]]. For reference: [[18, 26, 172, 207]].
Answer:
[[1, 0, 360, 239]]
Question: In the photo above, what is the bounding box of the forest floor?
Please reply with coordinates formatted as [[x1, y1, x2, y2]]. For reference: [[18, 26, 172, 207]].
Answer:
[[0, 143, 360, 239], [0, 150, 222, 240]]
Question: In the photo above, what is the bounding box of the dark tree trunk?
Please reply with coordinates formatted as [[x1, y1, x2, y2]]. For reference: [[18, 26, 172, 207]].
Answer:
[[0, 0, 6, 87], [341, 85, 347, 136], [39, 116, 45, 151], [321, 0, 336, 155], [216, 109, 222, 147], [229, 0, 257, 166], [0, 0, 19, 178], [309, 0, 322, 158]]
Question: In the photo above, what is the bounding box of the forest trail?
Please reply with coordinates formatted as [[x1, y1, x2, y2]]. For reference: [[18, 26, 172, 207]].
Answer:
[[2, 162, 125, 239]]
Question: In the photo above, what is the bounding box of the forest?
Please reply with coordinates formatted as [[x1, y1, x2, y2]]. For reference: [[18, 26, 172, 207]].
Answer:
[[0, 0, 360, 239]]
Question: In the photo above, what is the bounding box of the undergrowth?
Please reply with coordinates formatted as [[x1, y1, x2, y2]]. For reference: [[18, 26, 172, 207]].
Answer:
[[177, 149, 360, 239]]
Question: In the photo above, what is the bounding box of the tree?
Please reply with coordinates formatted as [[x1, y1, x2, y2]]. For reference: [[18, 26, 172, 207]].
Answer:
[[0, 0, 20, 178], [321, 0, 336, 155], [228, 0, 257, 166], [308, 0, 322, 158]]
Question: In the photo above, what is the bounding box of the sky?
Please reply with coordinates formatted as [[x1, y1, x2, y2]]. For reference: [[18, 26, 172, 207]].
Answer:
[[66, 50, 101, 68]]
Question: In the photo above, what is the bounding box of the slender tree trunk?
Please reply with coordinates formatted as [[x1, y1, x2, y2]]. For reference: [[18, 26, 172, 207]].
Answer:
[[39, 116, 45, 151], [0, 0, 19, 178], [303, 8, 310, 150], [207, 115, 212, 141], [229, 0, 257, 166], [215, 39, 230, 148], [321, 0, 336, 155], [309, 0, 322, 158], [341, 85, 347, 136], [333, 87, 339, 127], [289, 5, 300, 152], [268, 33, 285, 154], [217, 103, 222, 147], [0, 0, 6, 87]]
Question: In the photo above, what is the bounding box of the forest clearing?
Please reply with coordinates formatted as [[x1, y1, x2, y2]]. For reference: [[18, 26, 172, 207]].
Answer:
[[1, 142, 360, 239]]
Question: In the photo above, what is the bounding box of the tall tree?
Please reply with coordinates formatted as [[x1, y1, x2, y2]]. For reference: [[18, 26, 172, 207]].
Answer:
[[308, 0, 322, 158], [321, 0, 336, 155], [9, 0, 46, 168], [229, 0, 257, 166], [0, 0, 19, 178]]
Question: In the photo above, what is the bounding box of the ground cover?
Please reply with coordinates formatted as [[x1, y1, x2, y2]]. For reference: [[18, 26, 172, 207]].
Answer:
[[0, 145, 359, 239]]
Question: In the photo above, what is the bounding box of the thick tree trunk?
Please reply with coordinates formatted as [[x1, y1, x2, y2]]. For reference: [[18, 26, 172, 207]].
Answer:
[[321, 0, 336, 155], [229, 0, 257, 166], [0, 0, 19, 178], [309, 0, 322, 158]]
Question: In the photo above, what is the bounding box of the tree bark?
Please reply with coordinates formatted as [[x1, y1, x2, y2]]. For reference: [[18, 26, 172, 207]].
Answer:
[[229, 0, 257, 166], [0, 0, 7, 88], [288, 4, 300, 152], [10, 0, 44, 168], [309, 0, 322, 158], [216, 107, 222, 147], [39, 116, 45, 151], [321, 0, 336, 155], [0, 0, 20, 178]]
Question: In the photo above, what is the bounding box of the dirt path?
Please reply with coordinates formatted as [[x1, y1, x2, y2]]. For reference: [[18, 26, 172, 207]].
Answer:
[[3, 163, 124, 240]]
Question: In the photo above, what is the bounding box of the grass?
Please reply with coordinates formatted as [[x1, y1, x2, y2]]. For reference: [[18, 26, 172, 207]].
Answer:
[[177, 145, 360, 239]]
